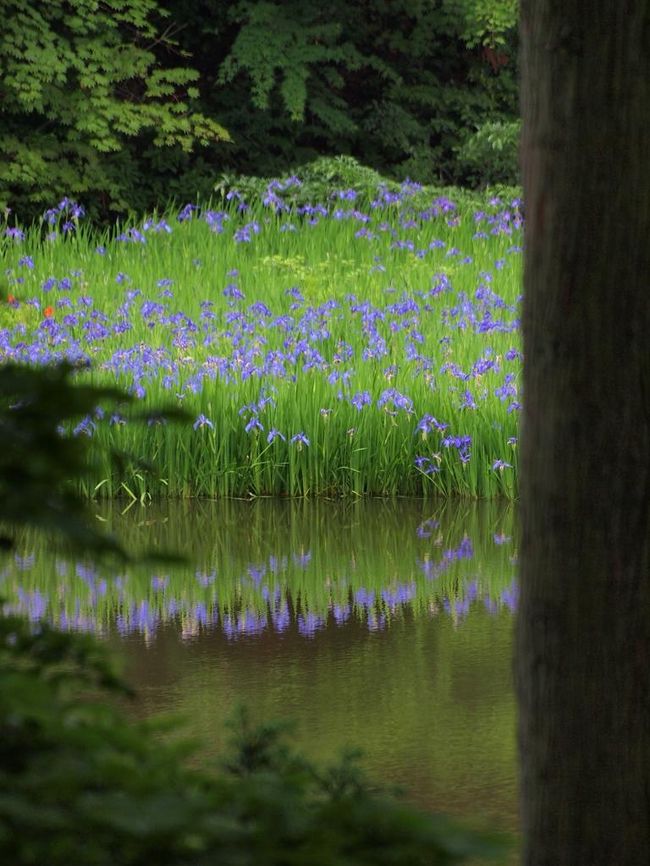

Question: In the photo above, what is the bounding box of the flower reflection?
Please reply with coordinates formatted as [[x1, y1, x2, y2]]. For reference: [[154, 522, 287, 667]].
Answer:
[[5, 521, 517, 641]]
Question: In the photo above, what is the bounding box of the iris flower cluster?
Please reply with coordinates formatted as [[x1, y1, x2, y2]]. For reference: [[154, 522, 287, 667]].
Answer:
[[1, 179, 522, 495]]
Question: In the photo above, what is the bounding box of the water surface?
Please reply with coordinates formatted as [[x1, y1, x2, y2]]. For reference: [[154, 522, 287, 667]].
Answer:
[[3, 499, 518, 837]]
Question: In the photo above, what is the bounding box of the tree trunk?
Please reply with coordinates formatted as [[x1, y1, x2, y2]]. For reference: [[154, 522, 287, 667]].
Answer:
[[517, 4, 650, 865]]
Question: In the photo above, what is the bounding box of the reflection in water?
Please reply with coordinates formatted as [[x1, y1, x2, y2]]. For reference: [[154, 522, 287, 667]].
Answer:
[[1, 499, 518, 842], [2, 499, 517, 640]]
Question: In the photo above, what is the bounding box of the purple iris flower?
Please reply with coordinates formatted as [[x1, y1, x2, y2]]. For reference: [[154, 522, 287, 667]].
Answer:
[[377, 387, 413, 414], [350, 391, 371, 411], [415, 456, 440, 475], [245, 416, 264, 434], [493, 533, 511, 545], [267, 428, 285, 444], [73, 416, 96, 437], [193, 414, 214, 430], [290, 432, 310, 447], [416, 414, 448, 436]]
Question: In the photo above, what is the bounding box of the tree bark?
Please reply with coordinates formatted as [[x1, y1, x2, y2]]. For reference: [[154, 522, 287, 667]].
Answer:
[[517, 3, 650, 865]]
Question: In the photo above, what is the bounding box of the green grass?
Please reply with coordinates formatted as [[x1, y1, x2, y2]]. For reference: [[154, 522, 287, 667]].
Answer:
[[1, 182, 522, 498]]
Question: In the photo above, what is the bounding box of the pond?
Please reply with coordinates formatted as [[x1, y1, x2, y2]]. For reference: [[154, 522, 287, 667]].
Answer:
[[2, 499, 518, 843]]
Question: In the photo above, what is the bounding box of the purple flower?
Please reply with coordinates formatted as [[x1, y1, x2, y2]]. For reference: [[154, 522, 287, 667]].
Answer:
[[298, 612, 325, 638], [415, 455, 440, 475], [441, 434, 472, 464], [460, 389, 477, 410], [492, 459, 512, 471], [223, 284, 244, 301], [177, 203, 198, 222], [292, 550, 312, 568], [415, 414, 448, 436], [495, 373, 517, 402], [457, 536, 473, 558], [355, 588, 375, 607], [290, 432, 310, 448], [234, 221, 261, 243], [377, 387, 413, 414], [245, 416, 264, 434], [350, 390, 371, 411], [73, 416, 96, 437], [501, 581, 519, 612], [493, 533, 511, 545], [267, 428, 286, 444], [416, 518, 439, 538], [332, 604, 350, 625], [442, 434, 472, 451], [193, 413, 214, 430]]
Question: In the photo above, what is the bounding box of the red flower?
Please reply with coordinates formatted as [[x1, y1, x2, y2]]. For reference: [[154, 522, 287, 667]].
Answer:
[[43, 306, 54, 318], [7, 294, 16, 305]]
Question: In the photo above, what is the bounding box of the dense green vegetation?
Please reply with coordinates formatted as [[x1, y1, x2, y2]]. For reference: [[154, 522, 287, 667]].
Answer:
[[2, 171, 522, 498], [0, 351, 511, 866], [1, 0, 519, 221], [1, 4, 521, 853]]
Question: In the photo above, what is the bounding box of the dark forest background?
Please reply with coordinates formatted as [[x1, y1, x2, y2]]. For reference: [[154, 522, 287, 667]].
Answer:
[[1, 0, 519, 221]]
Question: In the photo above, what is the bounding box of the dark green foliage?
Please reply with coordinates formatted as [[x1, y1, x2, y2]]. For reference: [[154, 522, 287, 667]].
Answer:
[[2, 0, 518, 221], [0, 362, 186, 558], [0, 0, 229, 220], [0, 612, 510, 864], [160, 0, 519, 191], [455, 119, 521, 185]]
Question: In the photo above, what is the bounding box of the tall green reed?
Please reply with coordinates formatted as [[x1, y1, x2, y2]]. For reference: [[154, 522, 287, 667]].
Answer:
[[2, 188, 522, 498]]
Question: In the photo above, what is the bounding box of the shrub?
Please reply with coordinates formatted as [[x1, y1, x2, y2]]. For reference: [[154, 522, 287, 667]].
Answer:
[[455, 121, 521, 187]]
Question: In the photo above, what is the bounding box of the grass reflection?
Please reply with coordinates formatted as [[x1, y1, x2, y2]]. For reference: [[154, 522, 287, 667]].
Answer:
[[2, 499, 517, 639]]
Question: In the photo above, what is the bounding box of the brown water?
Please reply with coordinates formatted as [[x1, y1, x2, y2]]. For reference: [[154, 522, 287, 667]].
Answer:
[[5, 498, 518, 843]]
